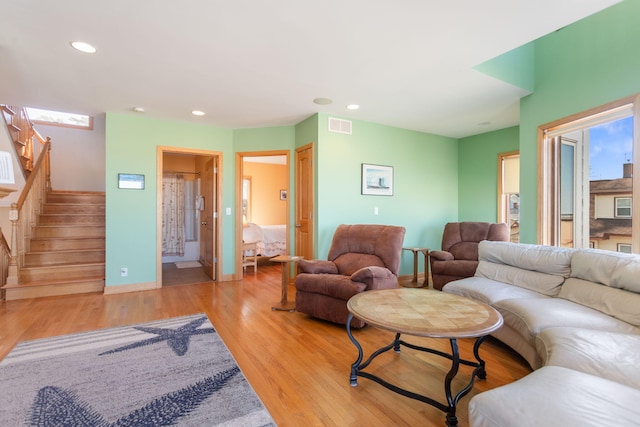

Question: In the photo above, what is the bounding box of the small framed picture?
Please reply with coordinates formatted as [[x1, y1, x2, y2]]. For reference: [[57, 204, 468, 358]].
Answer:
[[362, 163, 393, 196], [279, 189, 287, 200], [118, 173, 145, 190]]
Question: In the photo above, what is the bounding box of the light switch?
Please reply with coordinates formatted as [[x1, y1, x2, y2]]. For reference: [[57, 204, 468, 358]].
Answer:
[[374, 207, 379, 215], [226, 207, 231, 215]]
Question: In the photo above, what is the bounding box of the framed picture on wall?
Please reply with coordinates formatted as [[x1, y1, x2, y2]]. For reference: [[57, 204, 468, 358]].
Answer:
[[118, 173, 145, 189], [361, 163, 393, 196]]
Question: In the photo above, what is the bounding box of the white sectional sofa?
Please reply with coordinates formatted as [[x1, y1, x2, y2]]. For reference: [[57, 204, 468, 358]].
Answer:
[[442, 241, 640, 427]]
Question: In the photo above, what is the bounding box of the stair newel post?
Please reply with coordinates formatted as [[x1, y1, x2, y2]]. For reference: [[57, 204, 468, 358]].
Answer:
[[45, 137, 51, 193], [6, 203, 19, 285]]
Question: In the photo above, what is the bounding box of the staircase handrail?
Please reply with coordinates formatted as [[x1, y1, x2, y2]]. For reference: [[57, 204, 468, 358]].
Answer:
[[6, 137, 52, 286], [15, 137, 51, 209]]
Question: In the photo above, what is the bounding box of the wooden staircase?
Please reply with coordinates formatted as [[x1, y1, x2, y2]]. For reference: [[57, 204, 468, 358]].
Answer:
[[1, 104, 36, 175], [3, 191, 105, 300]]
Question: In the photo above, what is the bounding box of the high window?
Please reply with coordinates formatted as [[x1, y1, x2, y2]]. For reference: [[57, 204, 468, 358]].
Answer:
[[538, 96, 638, 253], [26, 107, 93, 130]]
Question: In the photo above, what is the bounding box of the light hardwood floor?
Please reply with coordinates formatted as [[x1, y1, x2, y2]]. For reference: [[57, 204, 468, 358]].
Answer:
[[0, 262, 531, 427]]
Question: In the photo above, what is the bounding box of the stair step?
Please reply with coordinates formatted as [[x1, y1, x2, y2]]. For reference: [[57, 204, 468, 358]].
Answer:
[[46, 191, 105, 204], [30, 237, 104, 251], [24, 249, 105, 266], [38, 214, 105, 225], [42, 203, 105, 214], [3, 277, 104, 301], [20, 263, 105, 282], [9, 124, 21, 133], [33, 225, 105, 239]]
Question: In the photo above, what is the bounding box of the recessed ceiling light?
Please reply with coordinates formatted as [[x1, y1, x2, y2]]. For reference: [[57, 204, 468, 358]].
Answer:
[[70, 41, 97, 54], [346, 104, 360, 110], [132, 107, 145, 113], [191, 110, 205, 116], [313, 98, 333, 105]]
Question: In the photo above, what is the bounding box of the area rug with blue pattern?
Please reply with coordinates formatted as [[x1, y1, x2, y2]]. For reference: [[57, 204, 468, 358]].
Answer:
[[0, 314, 275, 426]]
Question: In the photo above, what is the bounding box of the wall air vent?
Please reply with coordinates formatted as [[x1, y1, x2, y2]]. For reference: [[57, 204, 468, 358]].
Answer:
[[328, 117, 352, 134]]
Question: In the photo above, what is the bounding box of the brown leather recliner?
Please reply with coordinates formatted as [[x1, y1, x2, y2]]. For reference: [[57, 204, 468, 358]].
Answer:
[[429, 222, 509, 291], [295, 224, 406, 328]]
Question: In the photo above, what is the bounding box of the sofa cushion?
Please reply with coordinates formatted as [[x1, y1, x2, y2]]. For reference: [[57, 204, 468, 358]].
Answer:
[[494, 297, 640, 345], [475, 261, 565, 296], [295, 273, 367, 300], [559, 277, 640, 327], [297, 259, 338, 274], [475, 241, 572, 295], [536, 327, 640, 389], [571, 249, 640, 293], [443, 277, 550, 306], [478, 241, 573, 277], [431, 259, 478, 278], [333, 253, 385, 276], [469, 366, 640, 427]]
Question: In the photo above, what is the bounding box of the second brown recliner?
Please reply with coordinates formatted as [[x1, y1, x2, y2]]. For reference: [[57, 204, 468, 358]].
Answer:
[[295, 224, 406, 328], [429, 221, 509, 291]]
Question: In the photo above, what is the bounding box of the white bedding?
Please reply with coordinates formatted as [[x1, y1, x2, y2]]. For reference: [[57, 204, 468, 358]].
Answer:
[[243, 223, 286, 257]]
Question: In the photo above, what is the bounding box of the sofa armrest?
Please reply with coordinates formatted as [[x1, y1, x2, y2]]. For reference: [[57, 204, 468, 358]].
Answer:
[[429, 250, 454, 261], [298, 259, 339, 274], [350, 266, 398, 290]]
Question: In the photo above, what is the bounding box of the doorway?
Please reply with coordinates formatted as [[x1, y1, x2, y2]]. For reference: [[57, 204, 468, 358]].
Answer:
[[157, 146, 222, 287], [236, 150, 289, 277]]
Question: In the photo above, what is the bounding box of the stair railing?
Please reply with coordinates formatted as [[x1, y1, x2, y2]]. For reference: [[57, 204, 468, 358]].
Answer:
[[0, 231, 10, 300], [0, 105, 41, 177], [6, 137, 52, 286]]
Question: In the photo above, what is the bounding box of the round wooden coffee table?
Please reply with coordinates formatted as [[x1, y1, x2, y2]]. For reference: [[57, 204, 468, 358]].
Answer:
[[346, 288, 503, 427]]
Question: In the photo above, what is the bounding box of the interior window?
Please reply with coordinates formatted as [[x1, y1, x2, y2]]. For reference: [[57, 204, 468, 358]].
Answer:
[[498, 151, 520, 242], [539, 98, 637, 253]]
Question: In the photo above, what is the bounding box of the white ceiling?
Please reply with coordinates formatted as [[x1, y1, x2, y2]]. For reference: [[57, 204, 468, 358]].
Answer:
[[0, 0, 620, 139]]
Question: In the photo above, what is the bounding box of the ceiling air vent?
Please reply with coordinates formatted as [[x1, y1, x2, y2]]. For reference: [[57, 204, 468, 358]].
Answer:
[[328, 117, 352, 134]]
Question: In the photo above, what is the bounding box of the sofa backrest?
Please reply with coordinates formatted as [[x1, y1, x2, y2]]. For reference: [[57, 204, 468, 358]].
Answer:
[[328, 224, 406, 276], [441, 222, 509, 261], [475, 241, 573, 296], [559, 249, 640, 326]]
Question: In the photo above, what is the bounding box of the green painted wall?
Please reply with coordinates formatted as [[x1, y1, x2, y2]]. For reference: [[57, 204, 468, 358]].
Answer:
[[105, 113, 233, 287], [458, 126, 519, 221], [474, 43, 535, 92], [315, 114, 458, 275], [519, 0, 640, 243]]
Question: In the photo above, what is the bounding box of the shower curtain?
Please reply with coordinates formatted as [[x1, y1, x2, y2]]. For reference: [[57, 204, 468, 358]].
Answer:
[[162, 173, 185, 256]]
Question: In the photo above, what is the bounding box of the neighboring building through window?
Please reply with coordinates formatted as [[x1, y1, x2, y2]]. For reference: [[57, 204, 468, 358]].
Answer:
[[539, 97, 637, 254], [25, 107, 93, 130]]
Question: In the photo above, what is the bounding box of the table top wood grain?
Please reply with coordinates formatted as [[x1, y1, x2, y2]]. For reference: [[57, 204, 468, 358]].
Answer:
[[347, 288, 503, 338]]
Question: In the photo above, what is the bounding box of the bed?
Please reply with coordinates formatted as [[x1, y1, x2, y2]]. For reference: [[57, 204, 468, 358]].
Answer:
[[242, 223, 287, 257]]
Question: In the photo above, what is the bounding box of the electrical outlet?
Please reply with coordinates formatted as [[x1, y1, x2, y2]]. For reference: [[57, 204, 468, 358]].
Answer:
[[120, 267, 128, 277]]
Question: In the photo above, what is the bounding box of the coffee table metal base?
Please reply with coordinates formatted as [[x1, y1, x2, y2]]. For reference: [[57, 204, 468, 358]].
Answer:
[[347, 314, 489, 427]]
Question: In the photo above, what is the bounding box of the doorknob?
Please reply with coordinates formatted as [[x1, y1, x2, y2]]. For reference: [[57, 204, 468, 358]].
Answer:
[[201, 221, 207, 226], [295, 223, 301, 228]]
